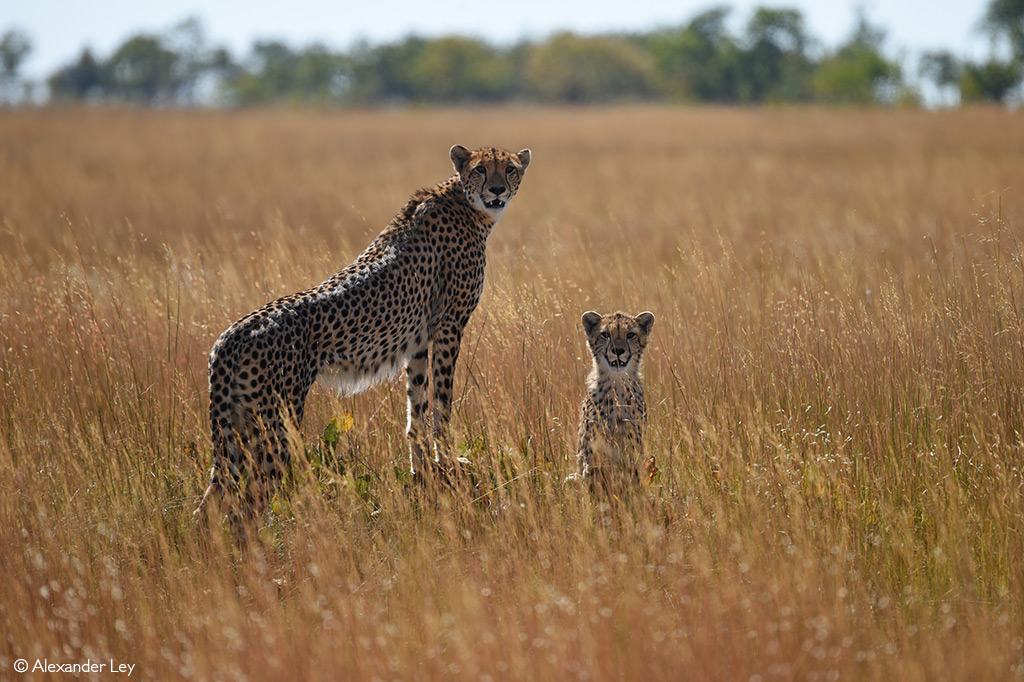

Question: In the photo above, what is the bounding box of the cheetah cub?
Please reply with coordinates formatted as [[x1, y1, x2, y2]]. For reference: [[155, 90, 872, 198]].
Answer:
[[575, 310, 656, 490]]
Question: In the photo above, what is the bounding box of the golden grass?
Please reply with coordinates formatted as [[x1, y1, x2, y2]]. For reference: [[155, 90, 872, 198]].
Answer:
[[1, 105, 1023, 680]]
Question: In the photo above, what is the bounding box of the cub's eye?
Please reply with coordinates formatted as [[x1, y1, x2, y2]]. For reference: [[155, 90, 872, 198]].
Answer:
[[600, 331, 610, 339], [505, 166, 515, 175], [474, 165, 486, 175], [627, 332, 637, 340]]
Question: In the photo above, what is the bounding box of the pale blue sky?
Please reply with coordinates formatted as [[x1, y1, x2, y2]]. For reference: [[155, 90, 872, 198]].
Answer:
[[5, 0, 995, 80]]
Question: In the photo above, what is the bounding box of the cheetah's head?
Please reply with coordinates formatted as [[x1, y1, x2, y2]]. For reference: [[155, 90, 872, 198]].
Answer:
[[450, 145, 531, 217], [582, 310, 655, 372]]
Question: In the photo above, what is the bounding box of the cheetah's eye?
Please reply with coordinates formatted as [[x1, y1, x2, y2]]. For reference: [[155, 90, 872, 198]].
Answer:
[[600, 331, 610, 339], [627, 332, 637, 340], [505, 166, 515, 175], [474, 165, 486, 175]]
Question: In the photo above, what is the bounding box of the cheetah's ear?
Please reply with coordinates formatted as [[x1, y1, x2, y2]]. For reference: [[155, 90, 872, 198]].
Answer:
[[582, 311, 602, 336], [635, 311, 655, 335], [450, 145, 471, 174], [516, 149, 531, 172]]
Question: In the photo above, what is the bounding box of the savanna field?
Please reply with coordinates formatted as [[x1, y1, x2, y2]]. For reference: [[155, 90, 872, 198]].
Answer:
[[1, 106, 1023, 680]]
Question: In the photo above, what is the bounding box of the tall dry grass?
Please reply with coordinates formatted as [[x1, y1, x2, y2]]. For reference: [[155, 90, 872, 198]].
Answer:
[[1, 106, 1023, 680]]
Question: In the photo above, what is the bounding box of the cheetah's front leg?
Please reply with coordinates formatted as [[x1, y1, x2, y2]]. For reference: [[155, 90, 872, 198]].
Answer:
[[430, 319, 467, 468], [405, 346, 432, 474]]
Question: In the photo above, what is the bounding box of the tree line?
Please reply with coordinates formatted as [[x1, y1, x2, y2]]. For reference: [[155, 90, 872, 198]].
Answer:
[[2, 1, 1023, 108]]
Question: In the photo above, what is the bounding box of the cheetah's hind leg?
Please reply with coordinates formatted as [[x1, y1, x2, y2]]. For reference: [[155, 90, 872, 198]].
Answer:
[[192, 431, 255, 545]]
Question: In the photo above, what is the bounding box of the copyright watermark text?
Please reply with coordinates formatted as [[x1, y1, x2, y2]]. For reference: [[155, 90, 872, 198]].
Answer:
[[12, 659, 135, 675]]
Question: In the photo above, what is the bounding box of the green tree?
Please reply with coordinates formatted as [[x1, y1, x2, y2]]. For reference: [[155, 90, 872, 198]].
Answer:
[[104, 34, 178, 104], [230, 40, 295, 104], [247, 40, 296, 100], [291, 44, 349, 105], [982, 0, 1024, 59], [525, 33, 655, 103], [919, 50, 961, 105], [344, 37, 428, 104], [164, 16, 221, 105], [47, 18, 234, 106], [738, 7, 813, 101], [643, 7, 741, 101], [0, 29, 32, 104], [47, 48, 103, 102], [227, 41, 350, 106], [965, 0, 1024, 103], [407, 37, 513, 102], [202, 47, 242, 105], [959, 58, 1021, 102], [813, 11, 901, 104]]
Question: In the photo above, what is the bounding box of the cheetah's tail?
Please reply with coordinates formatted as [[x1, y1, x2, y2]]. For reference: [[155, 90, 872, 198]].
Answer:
[[193, 348, 241, 525]]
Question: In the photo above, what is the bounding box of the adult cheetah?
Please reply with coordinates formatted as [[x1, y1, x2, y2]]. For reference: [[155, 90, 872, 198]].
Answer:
[[575, 310, 656, 490], [194, 144, 531, 527]]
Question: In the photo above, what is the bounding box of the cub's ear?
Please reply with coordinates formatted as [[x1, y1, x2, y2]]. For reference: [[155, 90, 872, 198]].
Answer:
[[450, 145, 471, 174], [516, 148, 531, 171], [582, 311, 602, 336], [635, 311, 655, 335]]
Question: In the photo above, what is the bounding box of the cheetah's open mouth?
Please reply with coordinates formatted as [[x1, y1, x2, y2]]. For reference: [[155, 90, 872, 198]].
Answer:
[[484, 198, 506, 209]]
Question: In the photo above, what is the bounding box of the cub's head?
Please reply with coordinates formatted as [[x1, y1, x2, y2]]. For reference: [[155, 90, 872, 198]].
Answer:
[[582, 310, 655, 373], [450, 145, 531, 217]]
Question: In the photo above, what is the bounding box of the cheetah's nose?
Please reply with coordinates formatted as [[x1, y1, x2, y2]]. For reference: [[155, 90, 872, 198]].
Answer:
[[489, 186, 506, 196], [612, 346, 626, 357]]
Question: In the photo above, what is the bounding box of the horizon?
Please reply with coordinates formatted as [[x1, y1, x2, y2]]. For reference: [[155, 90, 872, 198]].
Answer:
[[5, 0, 995, 83]]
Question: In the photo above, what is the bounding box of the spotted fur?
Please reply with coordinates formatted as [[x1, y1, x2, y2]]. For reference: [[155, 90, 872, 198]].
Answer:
[[575, 310, 656, 489], [194, 145, 531, 527]]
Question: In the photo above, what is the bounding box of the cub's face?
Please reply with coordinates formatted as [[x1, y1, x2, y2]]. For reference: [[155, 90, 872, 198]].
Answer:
[[582, 310, 655, 372], [450, 145, 531, 217]]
